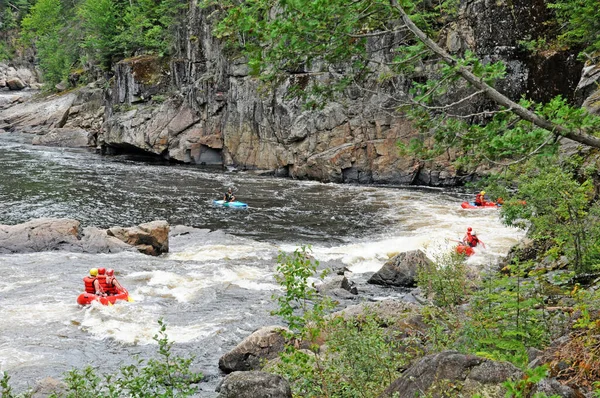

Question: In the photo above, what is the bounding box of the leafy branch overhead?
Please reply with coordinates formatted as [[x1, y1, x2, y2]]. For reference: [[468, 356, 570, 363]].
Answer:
[[203, 0, 600, 164]]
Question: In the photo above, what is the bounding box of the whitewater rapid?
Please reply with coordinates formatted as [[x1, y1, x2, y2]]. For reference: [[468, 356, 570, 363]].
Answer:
[[0, 132, 524, 396]]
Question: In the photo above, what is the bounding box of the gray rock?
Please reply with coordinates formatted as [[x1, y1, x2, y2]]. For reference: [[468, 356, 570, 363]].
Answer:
[[531, 378, 581, 398], [368, 250, 432, 288], [107, 220, 169, 256], [6, 77, 25, 90], [0, 218, 83, 254], [380, 351, 522, 398], [0, 93, 76, 133], [0, 218, 165, 255], [316, 275, 358, 296], [32, 127, 95, 147], [216, 371, 292, 398], [219, 326, 289, 373]]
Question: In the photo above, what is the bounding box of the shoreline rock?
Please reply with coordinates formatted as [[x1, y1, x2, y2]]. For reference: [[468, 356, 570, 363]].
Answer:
[[0, 218, 169, 256]]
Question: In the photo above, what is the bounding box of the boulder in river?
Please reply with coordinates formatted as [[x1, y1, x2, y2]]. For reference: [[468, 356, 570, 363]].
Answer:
[[0, 218, 168, 255], [107, 220, 169, 255], [219, 326, 289, 373], [368, 250, 432, 288], [216, 371, 292, 398], [32, 127, 95, 147]]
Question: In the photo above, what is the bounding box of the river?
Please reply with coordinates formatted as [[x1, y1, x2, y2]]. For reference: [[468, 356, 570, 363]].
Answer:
[[0, 132, 525, 396]]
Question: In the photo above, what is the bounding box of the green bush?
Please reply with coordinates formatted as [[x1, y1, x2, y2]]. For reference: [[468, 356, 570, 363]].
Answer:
[[269, 246, 415, 398]]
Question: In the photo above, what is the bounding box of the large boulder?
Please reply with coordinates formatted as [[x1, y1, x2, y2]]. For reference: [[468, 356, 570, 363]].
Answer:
[[107, 220, 169, 255], [219, 326, 289, 373], [0, 218, 83, 253], [32, 127, 95, 147], [0, 218, 164, 255], [216, 371, 292, 398], [6, 77, 25, 90], [368, 250, 432, 288], [379, 351, 522, 398]]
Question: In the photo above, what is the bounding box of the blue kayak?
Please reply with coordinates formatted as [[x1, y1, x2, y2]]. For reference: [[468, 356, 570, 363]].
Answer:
[[213, 200, 248, 208]]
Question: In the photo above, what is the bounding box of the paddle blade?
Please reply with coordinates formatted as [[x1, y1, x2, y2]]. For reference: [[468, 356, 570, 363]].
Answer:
[[127, 296, 135, 302]]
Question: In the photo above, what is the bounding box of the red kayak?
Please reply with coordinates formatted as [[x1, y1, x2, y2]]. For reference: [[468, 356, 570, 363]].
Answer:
[[456, 244, 475, 256], [461, 201, 500, 209], [77, 290, 130, 306]]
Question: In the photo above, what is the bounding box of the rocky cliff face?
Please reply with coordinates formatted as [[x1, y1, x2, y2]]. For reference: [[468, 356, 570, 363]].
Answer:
[[95, 0, 582, 185]]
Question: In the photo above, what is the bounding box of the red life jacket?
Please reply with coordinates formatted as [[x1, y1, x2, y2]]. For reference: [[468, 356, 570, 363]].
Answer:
[[104, 276, 119, 295], [97, 275, 112, 294], [83, 276, 97, 294], [475, 194, 484, 205], [468, 236, 479, 247]]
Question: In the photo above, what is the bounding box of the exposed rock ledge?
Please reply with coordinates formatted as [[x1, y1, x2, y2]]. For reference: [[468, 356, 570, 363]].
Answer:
[[0, 218, 169, 256]]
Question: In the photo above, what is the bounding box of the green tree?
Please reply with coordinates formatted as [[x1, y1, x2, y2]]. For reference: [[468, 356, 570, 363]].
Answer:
[[500, 157, 600, 273], [77, 0, 121, 68], [21, 0, 74, 86]]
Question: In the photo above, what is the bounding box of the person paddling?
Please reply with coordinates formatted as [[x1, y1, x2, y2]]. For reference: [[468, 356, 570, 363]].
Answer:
[[106, 268, 125, 295], [223, 187, 236, 202], [474, 191, 487, 206], [463, 227, 473, 245], [466, 231, 486, 248], [83, 268, 105, 296]]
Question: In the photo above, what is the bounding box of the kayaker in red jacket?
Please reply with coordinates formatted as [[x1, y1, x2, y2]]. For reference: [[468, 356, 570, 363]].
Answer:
[[474, 191, 486, 206], [463, 227, 473, 245]]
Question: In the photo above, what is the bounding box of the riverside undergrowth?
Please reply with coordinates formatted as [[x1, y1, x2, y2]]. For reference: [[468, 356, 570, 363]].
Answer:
[[268, 246, 415, 398], [270, 242, 600, 397]]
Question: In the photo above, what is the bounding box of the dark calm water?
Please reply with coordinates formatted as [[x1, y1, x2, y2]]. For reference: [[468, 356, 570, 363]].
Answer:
[[0, 132, 524, 396]]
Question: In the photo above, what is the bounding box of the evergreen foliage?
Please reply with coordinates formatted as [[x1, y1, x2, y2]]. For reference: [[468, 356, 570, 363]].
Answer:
[[548, 0, 600, 58], [15, 0, 185, 86]]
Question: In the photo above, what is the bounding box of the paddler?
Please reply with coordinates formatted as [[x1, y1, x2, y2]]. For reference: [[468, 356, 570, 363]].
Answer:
[[223, 187, 236, 202], [466, 231, 485, 248], [83, 268, 105, 296], [106, 268, 125, 294], [474, 191, 487, 206]]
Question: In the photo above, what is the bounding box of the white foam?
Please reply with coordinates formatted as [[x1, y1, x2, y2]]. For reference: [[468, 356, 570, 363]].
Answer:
[[169, 243, 276, 262]]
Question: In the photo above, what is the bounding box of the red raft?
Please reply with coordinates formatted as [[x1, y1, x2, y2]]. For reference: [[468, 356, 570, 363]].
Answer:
[[461, 201, 500, 209], [455, 244, 475, 257], [77, 290, 129, 306]]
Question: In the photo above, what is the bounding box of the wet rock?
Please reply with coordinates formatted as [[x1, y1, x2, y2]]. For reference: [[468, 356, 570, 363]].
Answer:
[[216, 371, 292, 398], [30, 377, 67, 398], [368, 250, 432, 288], [0, 218, 164, 255], [6, 77, 25, 90], [219, 326, 289, 373], [316, 275, 358, 297], [379, 351, 522, 398], [107, 220, 169, 256], [79, 226, 136, 254], [32, 127, 95, 147], [0, 218, 83, 254]]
